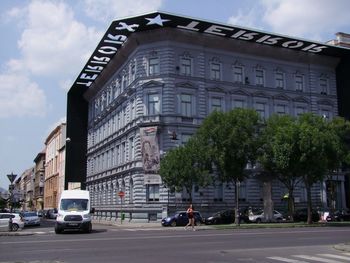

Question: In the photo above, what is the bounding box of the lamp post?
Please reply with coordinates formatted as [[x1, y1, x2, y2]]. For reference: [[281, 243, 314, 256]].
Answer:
[[6, 172, 17, 231], [235, 180, 240, 226]]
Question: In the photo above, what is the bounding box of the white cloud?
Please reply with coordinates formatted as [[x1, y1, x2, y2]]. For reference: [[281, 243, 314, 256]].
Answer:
[[228, 6, 263, 30], [16, 0, 102, 77], [83, 0, 163, 23], [0, 0, 104, 118], [261, 0, 350, 40], [0, 72, 47, 118]]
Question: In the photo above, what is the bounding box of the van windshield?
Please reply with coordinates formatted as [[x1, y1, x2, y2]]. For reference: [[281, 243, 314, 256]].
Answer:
[[60, 199, 88, 211]]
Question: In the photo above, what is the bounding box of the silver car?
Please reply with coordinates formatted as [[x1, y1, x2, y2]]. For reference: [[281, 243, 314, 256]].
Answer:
[[20, 211, 41, 226], [0, 213, 25, 231]]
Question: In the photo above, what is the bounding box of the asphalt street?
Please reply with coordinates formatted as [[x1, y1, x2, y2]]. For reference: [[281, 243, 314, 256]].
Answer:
[[1, 224, 350, 263]]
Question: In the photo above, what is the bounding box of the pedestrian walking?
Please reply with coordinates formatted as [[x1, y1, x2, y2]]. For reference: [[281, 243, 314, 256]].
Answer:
[[185, 204, 195, 231]]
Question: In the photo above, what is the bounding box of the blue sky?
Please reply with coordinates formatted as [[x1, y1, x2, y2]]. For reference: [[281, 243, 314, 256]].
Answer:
[[1, 0, 350, 189]]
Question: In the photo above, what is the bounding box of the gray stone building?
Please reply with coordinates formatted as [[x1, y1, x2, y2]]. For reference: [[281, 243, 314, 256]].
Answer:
[[66, 12, 350, 222]]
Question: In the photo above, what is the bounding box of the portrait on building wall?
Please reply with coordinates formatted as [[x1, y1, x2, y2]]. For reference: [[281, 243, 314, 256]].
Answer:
[[140, 127, 160, 172]]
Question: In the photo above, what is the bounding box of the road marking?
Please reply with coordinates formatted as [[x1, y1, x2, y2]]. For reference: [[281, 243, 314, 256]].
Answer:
[[293, 255, 342, 263], [268, 256, 308, 262], [318, 253, 350, 261]]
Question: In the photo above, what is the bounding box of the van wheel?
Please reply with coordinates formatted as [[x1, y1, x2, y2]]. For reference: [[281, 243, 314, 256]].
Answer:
[[85, 223, 92, 233], [11, 224, 19, 231], [171, 221, 176, 227]]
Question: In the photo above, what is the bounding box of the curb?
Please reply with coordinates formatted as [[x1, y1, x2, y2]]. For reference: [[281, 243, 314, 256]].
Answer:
[[333, 243, 350, 252]]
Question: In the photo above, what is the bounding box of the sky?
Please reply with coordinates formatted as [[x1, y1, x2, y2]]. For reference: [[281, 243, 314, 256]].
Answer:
[[0, 0, 350, 190]]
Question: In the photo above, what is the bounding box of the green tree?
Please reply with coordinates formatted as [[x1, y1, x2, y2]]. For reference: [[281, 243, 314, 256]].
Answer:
[[297, 113, 343, 224], [323, 116, 350, 212], [258, 114, 302, 221], [159, 138, 211, 201], [196, 108, 261, 222]]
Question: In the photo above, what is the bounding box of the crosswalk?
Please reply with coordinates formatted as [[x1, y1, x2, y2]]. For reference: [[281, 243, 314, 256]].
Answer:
[[268, 252, 350, 262]]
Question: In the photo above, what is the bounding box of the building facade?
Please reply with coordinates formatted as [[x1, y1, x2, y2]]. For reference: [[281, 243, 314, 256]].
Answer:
[[33, 150, 45, 211], [66, 12, 350, 222], [44, 123, 66, 210]]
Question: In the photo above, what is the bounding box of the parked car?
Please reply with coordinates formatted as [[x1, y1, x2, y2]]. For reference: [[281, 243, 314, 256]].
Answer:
[[45, 208, 58, 219], [161, 211, 204, 227], [37, 210, 45, 217], [249, 209, 284, 223], [205, 209, 250, 225], [0, 213, 25, 231], [326, 209, 350, 222], [293, 208, 320, 222], [20, 211, 41, 226]]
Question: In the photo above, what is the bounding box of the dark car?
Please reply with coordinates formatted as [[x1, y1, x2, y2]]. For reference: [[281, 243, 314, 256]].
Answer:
[[326, 209, 350, 222], [205, 209, 250, 225], [293, 208, 320, 222], [161, 211, 204, 227], [45, 208, 58, 219]]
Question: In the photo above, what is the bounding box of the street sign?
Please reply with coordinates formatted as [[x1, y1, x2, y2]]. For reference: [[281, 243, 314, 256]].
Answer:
[[7, 173, 17, 184], [118, 191, 125, 198]]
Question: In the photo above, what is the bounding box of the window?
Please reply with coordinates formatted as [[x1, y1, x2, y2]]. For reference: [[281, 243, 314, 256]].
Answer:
[[238, 181, 247, 202], [180, 94, 192, 117], [147, 94, 160, 115], [233, 66, 244, 83], [211, 97, 223, 112], [128, 137, 134, 161], [147, 184, 159, 202], [256, 102, 266, 119], [180, 57, 192, 76], [320, 78, 328, 94], [130, 63, 136, 82], [214, 183, 223, 202], [210, 62, 221, 80], [275, 104, 286, 115], [233, 99, 245, 109], [149, 57, 160, 75], [275, 72, 284, 89], [181, 134, 192, 145], [255, 69, 264, 86], [295, 75, 304, 91], [295, 106, 305, 116], [130, 99, 136, 121]]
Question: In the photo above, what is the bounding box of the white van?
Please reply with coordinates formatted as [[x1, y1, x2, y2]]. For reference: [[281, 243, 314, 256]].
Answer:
[[55, 190, 94, 234]]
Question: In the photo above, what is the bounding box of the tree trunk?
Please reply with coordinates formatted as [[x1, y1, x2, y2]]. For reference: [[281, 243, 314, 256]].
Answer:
[[306, 182, 313, 224], [263, 180, 273, 222]]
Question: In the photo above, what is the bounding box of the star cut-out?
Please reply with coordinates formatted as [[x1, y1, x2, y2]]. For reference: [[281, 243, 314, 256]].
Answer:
[[145, 14, 170, 26]]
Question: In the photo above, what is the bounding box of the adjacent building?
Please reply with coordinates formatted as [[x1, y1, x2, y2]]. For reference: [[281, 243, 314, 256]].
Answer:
[[44, 123, 66, 210], [33, 150, 45, 211], [66, 12, 350, 222]]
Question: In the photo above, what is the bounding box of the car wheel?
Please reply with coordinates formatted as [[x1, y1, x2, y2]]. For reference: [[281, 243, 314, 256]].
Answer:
[[171, 221, 176, 227], [11, 224, 19, 231], [256, 218, 262, 224], [55, 226, 63, 234]]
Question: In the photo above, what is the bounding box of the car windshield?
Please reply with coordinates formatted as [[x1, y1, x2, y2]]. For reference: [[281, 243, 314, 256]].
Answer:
[[60, 198, 88, 211], [23, 212, 37, 217]]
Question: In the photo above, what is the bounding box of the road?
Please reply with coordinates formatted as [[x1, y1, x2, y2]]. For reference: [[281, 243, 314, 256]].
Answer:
[[0, 224, 349, 263]]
